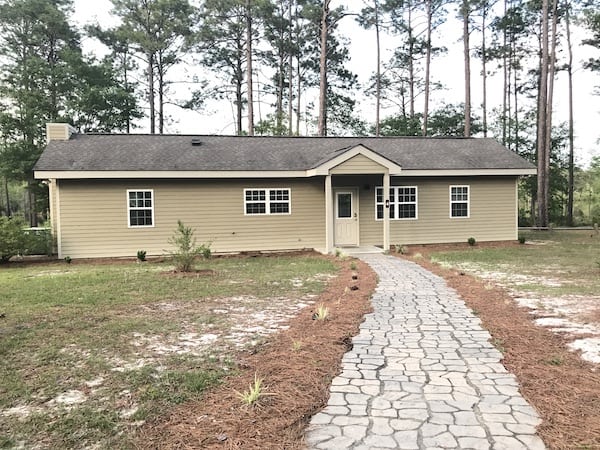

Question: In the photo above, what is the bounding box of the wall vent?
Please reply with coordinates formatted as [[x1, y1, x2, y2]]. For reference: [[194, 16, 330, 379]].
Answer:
[[191, 138, 202, 146]]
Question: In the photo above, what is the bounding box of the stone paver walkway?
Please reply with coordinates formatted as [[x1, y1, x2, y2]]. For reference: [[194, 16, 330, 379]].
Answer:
[[306, 254, 545, 450]]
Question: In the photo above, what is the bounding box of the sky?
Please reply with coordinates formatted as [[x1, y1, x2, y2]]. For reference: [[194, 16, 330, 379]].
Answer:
[[72, 0, 599, 166]]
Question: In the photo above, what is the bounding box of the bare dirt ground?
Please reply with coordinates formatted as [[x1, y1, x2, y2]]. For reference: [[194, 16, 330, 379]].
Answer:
[[136, 257, 377, 449], [401, 245, 600, 449]]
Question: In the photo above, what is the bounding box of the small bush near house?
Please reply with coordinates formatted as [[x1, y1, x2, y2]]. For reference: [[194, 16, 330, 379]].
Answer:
[[467, 237, 476, 246], [518, 235, 526, 244], [168, 220, 211, 272], [137, 250, 147, 262], [0, 216, 27, 262], [395, 244, 408, 254]]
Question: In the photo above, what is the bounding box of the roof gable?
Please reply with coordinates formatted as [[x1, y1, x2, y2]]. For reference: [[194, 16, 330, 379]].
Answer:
[[311, 144, 402, 175]]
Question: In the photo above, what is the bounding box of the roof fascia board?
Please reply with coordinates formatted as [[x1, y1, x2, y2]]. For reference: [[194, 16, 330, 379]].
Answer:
[[397, 168, 537, 176], [34, 170, 309, 180], [310, 144, 403, 176], [35, 168, 537, 180]]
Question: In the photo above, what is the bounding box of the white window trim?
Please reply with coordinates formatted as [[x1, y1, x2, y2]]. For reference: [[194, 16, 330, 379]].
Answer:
[[375, 186, 418, 221], [449, 185, 470, 219], [127, 189, 155, 228], [243, 188, 292, 216]]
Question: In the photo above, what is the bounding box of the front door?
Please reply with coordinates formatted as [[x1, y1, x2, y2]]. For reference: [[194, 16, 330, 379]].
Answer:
[[334, 189, 359, 246]]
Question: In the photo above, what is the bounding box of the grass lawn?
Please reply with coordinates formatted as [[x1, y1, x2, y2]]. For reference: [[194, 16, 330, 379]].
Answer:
[[0, 255, 336, 449], [429, 230, 600, 297]]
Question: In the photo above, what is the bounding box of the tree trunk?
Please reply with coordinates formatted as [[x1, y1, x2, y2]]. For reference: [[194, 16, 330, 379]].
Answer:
[[513, 65, 519, 153], [422, 0, 432, 136], [124, 53, 131, 134], [543, 0, 559, 223], [375, 0, 381, 136], [296, 54, 302, 135], [317, 0, 330, 136], [565, 2, 575, 226], [501, 0, 508, 145], [407, 2, 415, 118], [462, 0, 471, 137], [148, 53, 155, 134], [158, 55, 164, 134], [481, 6, 488, 137], [246, 0, 254, 136], [288, 0, 294, 135], [506, 40, 512, 149], [536, 0, 550, 228], [295, 0, 302, 135], [236, 54, 244, 135], [3, 176, 10, 217], [28, 180, 37, 227]]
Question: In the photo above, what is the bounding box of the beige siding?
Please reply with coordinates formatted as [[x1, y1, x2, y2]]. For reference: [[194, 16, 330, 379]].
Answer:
[[57, 179, 325, 258], [330, 154, 386, 174], [54, 175, 519, 258], [358, 176, 519, 246]]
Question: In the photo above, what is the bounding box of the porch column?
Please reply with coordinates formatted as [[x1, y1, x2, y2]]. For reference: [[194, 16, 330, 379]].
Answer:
[[325, 174, 334, 253], [383, 171, 390, 252]]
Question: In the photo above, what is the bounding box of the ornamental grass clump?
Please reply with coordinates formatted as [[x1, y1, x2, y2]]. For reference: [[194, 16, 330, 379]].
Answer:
[[313, 303, 330, 321], [235, 373, 275, 407]]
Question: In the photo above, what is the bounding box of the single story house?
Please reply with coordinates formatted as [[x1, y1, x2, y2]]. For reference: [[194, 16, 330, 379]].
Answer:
[[34, 123, 536, 259]]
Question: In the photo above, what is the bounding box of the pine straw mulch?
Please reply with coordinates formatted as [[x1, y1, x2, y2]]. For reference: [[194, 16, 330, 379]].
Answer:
[[399, 244, 600, 450], [136, 256, 377, 450]]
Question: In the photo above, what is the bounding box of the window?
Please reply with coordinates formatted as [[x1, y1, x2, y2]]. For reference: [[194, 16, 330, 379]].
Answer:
[[127, 190, 154, 227], [244, 188, 291, 215], [450, 185, 469, 218], [337, 193, 352, 218], [376, 186, 417, 220]]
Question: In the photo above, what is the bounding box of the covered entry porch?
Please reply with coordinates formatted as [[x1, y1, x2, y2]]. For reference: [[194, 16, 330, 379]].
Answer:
[[314, 145, 403, 254]]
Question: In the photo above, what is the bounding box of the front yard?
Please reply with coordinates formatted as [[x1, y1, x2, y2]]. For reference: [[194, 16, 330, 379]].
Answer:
[[0, 255, 338, 449], [430, 230, 600, 364]]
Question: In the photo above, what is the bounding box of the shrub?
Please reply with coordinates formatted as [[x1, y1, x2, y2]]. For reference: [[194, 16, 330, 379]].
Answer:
[[518, 235, 526, 244], [23, 228, 53, 256], [64, 256, 72, 264], [467, 237, 476, 246], [395, 244, 407, 254], [168, 220, 211, 272], [137, 250, 147, 262], [0, 217, 27, 262]]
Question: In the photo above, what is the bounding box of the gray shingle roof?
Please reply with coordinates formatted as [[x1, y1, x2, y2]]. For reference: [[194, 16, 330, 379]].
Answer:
[[34, 134, 535, 172]]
